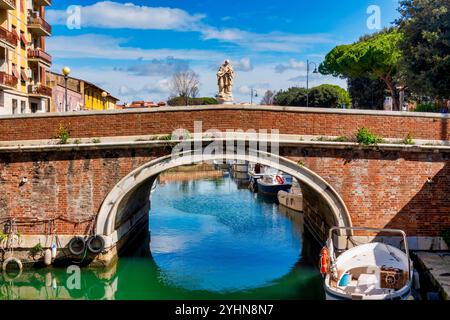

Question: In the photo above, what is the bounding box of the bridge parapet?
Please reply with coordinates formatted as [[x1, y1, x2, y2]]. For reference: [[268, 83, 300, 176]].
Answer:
[[0, 105, 449, 142]]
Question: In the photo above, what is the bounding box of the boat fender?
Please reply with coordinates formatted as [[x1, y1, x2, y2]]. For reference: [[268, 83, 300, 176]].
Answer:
[[275, 175, 284, 185], [319, 247, 330, 275], [44, 249, 52, 266], [68, 237, 86, 256], [45, 272, 52, 287], [413, 270, 420, 290], [2, 257, 23, 281], [86, 235, 106, 254], [51, 244, 57, 259]]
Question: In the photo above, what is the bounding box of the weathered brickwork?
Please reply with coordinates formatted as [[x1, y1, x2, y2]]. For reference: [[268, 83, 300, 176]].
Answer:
[[1, 145, 449, 237], [0, 107, 449, 141]]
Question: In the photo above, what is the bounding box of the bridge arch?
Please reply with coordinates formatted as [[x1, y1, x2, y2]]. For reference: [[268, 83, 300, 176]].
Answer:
[[95, 149, 351, 242]]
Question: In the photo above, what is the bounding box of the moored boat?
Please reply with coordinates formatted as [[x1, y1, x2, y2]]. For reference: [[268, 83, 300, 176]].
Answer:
[[257, 171, 292, 195], [322, 227, 414, 300], [232, 161, 249, 173], [277, 186, 303, 212], [248, 163, 265, 192]]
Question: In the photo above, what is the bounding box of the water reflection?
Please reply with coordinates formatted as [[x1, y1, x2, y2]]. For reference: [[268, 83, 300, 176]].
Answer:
[[0, 174, 324, 300]]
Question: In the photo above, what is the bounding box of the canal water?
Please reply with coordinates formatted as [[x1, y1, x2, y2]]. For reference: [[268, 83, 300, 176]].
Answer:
[[0, 174, 324, 300]]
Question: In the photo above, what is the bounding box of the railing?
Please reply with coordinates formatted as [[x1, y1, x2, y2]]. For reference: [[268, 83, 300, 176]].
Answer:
[[27, 49, 52, 64], [27, 12, 52, 35], [28, 84, 52, 97], [0, 71, 18, 88], [0, 0, 16, 9], [0, 26, 18, 47]]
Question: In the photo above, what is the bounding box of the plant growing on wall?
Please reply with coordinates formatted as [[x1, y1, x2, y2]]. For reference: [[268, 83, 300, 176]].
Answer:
[[29, 243, 44, 258], [356, 127, 383, 145], [56, 124, 71, 145], [441, 229, 450, 247], [403, 133, 414, 145]]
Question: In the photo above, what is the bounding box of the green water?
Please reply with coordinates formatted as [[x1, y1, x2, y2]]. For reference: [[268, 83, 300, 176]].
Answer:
[[0, 176, 324, 300]]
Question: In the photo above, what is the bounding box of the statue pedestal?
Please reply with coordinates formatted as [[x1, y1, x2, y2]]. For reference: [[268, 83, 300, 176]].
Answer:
[[216, 95, 234, 105]]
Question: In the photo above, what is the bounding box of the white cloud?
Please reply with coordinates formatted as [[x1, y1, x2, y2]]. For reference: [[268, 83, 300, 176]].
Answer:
[[275, 59, 306, 73], [123, 57, 190, 76], [118, 79, 171, 99], [47, 1, 204, 30], [201, 28, 333, 52], [47, 2, 333, 53], [47, 34, 223, 61], [232, 57, 253, 72]]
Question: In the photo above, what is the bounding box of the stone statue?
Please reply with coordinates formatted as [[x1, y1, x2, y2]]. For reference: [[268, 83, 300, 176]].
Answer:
[[216, 60, 234, 104]]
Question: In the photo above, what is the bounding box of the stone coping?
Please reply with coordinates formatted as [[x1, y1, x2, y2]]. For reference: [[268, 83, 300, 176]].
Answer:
[[1, 134, 450, 153], [0, 104, 449, 120]]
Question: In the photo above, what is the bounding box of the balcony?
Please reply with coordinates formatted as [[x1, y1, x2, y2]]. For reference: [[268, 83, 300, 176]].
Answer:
[[34, 0, 52, 6], [0, 27, 18, 48], [0, 0, 15, 10], [28, 12, 52, 37], [0, 71, 18, 89], [28, 49, 52, 67], [28, 84, 52, 98]]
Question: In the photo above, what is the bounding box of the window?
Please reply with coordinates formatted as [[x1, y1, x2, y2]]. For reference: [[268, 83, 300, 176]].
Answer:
[[0, 94, 4, 108], [21, 101, 26, 114], [12, 99, 18, 114]]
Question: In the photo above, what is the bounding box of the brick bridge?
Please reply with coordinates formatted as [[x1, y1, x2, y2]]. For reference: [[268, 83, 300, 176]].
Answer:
[[0, 105, 449, 267]]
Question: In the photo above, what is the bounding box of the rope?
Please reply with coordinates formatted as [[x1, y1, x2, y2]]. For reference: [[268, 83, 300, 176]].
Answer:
[[0, 215, 96, 226]]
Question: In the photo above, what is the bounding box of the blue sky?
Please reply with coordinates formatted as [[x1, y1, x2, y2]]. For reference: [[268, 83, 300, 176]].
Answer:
[[47, 0, 400, 103]]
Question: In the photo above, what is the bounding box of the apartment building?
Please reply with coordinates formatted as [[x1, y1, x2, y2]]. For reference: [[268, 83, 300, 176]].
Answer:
[[0, 0, 52, 116]]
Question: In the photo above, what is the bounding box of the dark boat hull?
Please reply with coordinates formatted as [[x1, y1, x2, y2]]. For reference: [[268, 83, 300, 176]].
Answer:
[[257, 182, 292, 195]]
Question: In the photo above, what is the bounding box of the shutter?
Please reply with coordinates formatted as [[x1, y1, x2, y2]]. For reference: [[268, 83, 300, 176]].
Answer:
[[12, 65, 19, 79], [21, 69, 28, 82]]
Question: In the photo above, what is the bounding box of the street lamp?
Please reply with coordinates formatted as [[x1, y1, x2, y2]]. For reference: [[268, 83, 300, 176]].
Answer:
[[250, 88, 258, 105], [306, 60, 319, 108], [101, 91, 108, 110], [62, 67, 71, 112]]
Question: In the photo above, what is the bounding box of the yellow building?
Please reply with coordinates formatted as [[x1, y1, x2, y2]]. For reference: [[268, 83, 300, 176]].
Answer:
[[46, 71, 120, 112], [0, 0, 52, 115], [83, 81, 119, 111]]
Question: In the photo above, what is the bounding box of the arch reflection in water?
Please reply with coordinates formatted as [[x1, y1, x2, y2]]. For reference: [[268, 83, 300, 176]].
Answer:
[[148, 174, 324, 299]]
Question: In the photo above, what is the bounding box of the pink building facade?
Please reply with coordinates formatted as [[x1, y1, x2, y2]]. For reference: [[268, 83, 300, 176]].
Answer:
[[52, 85, 84, 113]]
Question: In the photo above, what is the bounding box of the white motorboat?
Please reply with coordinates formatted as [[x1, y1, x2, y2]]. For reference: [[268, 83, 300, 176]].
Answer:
[[278, 187, 303, 212], [322, 227, 414, 300]]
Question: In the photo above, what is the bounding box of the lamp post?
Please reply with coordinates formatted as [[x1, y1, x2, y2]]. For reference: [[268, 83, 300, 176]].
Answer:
[[62, 67, 71, 112], [101, 91, 108, 110], [306, 60, 319, 108], [250, 88, 258, 105]]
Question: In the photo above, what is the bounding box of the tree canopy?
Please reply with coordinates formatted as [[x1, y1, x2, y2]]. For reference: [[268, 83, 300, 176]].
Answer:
[[273, 85, 350, 108], [319, 29, 403, 109], [168, 96, 218, 106], [397, 0, 450, 99]]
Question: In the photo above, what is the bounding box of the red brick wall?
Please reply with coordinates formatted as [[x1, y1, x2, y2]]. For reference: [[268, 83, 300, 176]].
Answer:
[[1, 146, 449, 237], [0, 107, 449, 141]]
